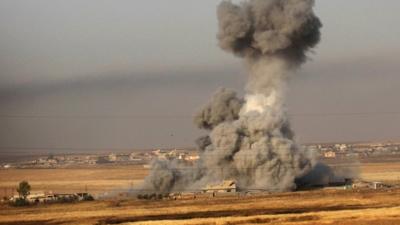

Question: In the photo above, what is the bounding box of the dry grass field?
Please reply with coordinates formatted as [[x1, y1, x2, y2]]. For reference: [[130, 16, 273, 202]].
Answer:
[[1, 160, 400, 225], [0, 165, 148, 198], [360, 162, 400, 183], [1, 189, 400, 225], [2, 161, 400, 198]]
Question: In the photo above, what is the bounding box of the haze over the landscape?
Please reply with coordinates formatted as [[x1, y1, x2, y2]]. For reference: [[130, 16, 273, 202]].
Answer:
[[1, 0, 400, 153]]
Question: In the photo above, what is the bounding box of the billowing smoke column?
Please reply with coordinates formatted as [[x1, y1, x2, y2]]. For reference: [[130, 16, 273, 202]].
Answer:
[[142, 0, 326, 193]]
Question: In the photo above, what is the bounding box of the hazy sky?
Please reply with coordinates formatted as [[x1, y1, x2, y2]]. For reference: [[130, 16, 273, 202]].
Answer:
[[1, 0, 400, 154]]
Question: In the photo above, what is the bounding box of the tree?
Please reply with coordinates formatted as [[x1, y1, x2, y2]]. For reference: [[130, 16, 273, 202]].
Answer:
[[17, 181, 31, 199]]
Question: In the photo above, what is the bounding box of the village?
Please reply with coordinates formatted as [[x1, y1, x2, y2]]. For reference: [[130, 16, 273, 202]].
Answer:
[[0, 149, 200, 169], [1, 142, 400, 217], [309, 141, 400, 159], [2, 141, 400, 170]]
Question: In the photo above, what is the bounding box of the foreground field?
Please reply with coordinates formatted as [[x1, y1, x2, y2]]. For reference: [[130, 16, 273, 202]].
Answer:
[[0, 165, 148, 198], [1, 189, 400, 225], [1, 161, 400, 224]]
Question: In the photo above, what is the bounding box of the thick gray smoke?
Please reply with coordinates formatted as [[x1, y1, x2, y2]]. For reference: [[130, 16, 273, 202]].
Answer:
[[194, 88, 243, 130], [217, 0, 321, 64], [142, 0, 329, 193]]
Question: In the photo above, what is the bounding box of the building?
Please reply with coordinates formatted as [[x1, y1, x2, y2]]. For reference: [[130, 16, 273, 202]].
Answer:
[[203, 180, 237, 193], [168, 149, 179, 158], [352, 180, 372, 189], [3, 164, 11, 169], [177, 152, 188, 160], [372, 182, 389, 189], [324, 151, 336, 158], [116, 154, 130, 162], [108, 153, 130, 162], [152, 149, 169, 160], [108, 153, 117, 162], [76, 193, 91, 201], [129, 153, 142, 161], [10, 192, 56, 203], [185, 153, 200, 161], [338, 144, 348, 152]]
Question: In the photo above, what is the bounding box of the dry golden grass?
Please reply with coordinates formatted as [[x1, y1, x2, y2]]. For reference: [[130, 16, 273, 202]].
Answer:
[[1, 189, 400, 225], [0, 165, 148, 197], [2, 161, 400, 197], [1, 161, 400, 224], [125, 206, 400, 225], [359, 162, 400, 182]]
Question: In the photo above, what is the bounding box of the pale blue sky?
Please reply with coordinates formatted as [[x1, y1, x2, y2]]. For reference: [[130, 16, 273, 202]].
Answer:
[[0, 0, 400, 153]]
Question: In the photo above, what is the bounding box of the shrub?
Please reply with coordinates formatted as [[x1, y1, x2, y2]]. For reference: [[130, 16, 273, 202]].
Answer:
[[58, 196, 77, 203], [149, 193, 156, 200], [157, 194, 163, 200], [143, 194, 149, 200], [12, 198, 29, 207], [83, 194, 94, 201]]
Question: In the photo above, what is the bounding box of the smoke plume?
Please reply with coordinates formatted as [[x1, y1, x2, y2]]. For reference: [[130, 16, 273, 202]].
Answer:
[[194, 88, 243, 130], [142, 0, 328, 193]]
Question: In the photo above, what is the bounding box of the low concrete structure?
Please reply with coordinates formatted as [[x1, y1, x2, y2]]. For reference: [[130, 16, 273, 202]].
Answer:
[[352, 180, 391, 190], [324, 151, 336, 158], [9, 192, 92, 204], [203, 180, 237, 193]]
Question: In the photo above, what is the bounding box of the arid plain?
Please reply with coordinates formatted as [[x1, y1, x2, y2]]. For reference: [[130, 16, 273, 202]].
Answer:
[[1, 160, 400, 225]]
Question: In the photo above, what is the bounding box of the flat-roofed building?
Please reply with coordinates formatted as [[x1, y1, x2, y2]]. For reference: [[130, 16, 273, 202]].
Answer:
[[203, 180, 237, 193]]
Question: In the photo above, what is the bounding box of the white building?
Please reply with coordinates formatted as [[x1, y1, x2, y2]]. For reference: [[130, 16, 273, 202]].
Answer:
[[108, 153, 117, 161], [203, 180, 237, 193]]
